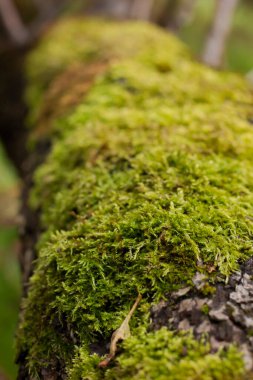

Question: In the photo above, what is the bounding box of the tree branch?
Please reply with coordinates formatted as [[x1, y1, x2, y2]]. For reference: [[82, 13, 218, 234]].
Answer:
[[0, 0, 29, 45], [202, 0, 239, 68]]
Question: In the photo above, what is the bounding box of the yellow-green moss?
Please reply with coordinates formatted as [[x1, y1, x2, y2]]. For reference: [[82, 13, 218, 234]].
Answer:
[[26, 18, 189, 126], [18, 18, 253, 379]]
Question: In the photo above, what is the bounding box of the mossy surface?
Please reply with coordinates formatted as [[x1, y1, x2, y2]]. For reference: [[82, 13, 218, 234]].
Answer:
[[18, 18, 253, 379], [26, 18, 188, 128], [69, 328, 245, 380]]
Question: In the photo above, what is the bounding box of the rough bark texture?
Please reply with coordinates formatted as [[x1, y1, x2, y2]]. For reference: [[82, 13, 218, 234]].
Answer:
[[151, 258, 253, 371], [16, 18, 253, 380]]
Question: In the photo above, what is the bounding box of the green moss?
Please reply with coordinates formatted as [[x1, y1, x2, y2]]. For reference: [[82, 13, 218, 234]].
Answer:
[[26, 18, 188, 126], [201, 304, 210, 315], [68, 328, 245, 380], [18, 18, 253, 379]]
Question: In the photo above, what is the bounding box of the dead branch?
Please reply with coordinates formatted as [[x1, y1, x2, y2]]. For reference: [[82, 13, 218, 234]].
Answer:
[[0, 0, 29, 45], [202, 0, 239, 68]]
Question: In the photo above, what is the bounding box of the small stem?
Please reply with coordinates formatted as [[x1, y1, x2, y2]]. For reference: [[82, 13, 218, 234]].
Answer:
[[123, 293, 142, 325], [202, 0, 239, 68]]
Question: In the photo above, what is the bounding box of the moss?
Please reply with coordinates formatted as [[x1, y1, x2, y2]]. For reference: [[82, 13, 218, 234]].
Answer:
[[201, 304, 210, 315], [200, 283, 216, 296], [18, 18, 253, 379], [33, 61, 108, 138], [26, 18, 189, 128], [68, 328, 245, 380]]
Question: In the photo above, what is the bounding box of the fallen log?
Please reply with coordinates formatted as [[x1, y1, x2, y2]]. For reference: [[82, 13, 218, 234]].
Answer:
[[16, 18, 253, 380]]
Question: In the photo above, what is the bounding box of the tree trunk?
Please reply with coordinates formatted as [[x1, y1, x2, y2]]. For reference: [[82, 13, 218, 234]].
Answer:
[[16, 17, 253, 380], [202, 0, 239, 68]]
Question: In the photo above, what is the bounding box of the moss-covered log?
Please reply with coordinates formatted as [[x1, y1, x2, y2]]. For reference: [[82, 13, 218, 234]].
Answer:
[[17, 18, 253, 379]]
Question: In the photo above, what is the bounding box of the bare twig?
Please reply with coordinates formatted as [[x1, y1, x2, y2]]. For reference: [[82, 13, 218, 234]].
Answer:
[[202, 0, 239, 68], [0, 0, 29, 45], [0, 0, 69, 47], [98, 293, 142, 368]]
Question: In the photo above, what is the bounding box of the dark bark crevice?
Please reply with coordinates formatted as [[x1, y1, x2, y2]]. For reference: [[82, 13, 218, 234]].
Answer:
[[150, 258, 253, 370]]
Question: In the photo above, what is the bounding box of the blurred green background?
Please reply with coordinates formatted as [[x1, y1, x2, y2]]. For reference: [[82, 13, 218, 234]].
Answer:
[[0, 0, 252, 378], [179, 0, 253, 73], [0, 143, 20, 380]]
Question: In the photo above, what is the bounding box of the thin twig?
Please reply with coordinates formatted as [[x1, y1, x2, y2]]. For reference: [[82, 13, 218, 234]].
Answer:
[[0, 0, 29, 45], [202, 0, 239, 68]]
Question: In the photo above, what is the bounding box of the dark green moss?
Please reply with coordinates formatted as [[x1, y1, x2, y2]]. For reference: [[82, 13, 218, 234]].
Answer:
[[18, 18, 253, 379]]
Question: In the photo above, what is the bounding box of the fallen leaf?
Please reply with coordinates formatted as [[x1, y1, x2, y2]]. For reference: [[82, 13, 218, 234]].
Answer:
[[98, 293, 142, 368]]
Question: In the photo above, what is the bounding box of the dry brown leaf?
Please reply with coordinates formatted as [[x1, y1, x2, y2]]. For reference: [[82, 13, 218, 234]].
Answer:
[[98, 293, 142, 368]]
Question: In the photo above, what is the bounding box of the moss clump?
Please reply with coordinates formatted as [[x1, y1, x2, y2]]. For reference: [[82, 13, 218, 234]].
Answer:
[[201, 304, 210, 315], [69, 328, 245, 380], [18, 18, 253, 379], [26, 18, 188, 127]]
